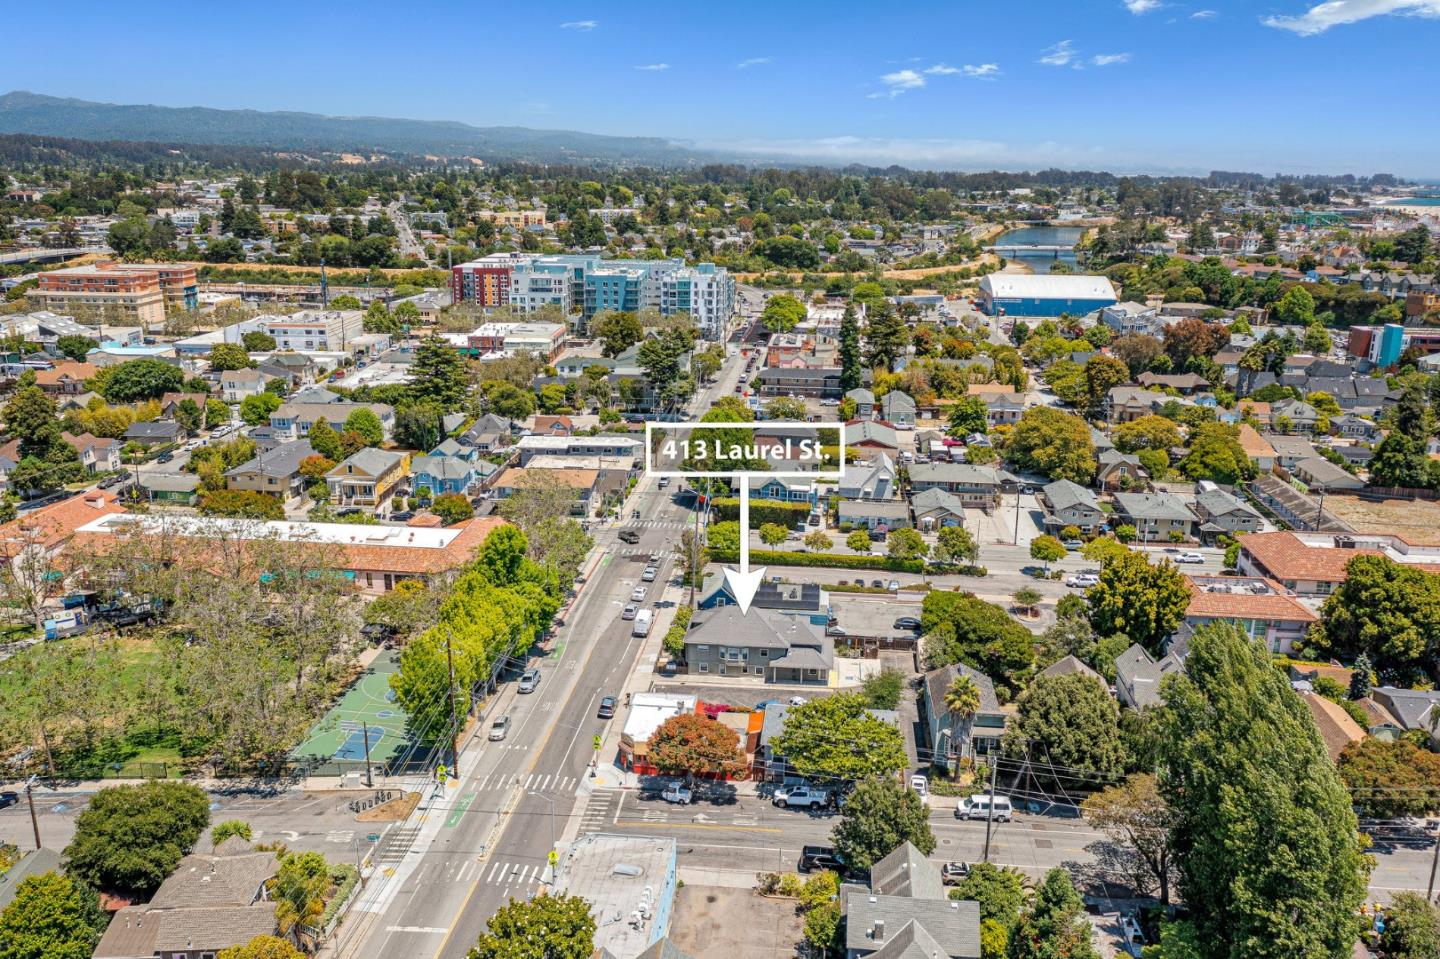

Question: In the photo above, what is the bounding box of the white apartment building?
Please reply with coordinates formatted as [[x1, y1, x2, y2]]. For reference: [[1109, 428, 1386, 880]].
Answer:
[[261, 309, 364, 352]]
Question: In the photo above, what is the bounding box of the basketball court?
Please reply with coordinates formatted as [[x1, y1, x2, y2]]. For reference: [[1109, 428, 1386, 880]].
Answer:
[[291, 649, 413, 767]]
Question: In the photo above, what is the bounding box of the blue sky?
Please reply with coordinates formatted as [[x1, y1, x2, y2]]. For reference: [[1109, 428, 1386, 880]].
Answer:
[[5, 0, 1439, 175]]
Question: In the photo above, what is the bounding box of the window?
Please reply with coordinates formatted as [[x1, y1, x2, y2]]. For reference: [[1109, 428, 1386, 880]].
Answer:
[[698, 663, 709, 673], [697, 644, 708, 651], [754, 667, 764, 676]]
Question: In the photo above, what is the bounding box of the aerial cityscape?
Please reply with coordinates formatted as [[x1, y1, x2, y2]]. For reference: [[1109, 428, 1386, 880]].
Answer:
[[2, 3, 1440, 959]]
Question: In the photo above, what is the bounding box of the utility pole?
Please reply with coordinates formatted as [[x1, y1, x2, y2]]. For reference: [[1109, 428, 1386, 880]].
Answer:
[[982, 757, 999, 863], [445, 627, 459, 768], [1012, 487, 1022, 546], [361, 721, 373, 788], [25, 776, 41, 850], [1314, 485, 1326, 531], [1428, 822, 1440, 903]]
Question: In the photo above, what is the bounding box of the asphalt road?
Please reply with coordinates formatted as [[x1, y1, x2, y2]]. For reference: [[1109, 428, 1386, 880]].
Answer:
[[336, 348, 750, 959], [0, 786, 376, 860], [580, 783, 1438, 903]]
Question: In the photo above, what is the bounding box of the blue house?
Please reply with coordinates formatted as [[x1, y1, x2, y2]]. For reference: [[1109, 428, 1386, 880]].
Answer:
[[410, 454, 492, 496], [753, 475, 819, 508]]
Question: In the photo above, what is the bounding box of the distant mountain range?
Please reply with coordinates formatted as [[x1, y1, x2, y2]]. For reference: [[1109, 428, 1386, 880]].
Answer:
[[0, 91, 711, 166]]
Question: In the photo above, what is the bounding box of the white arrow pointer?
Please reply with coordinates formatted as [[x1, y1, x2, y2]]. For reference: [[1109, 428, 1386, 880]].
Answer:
[[724, 474, 766, 614]]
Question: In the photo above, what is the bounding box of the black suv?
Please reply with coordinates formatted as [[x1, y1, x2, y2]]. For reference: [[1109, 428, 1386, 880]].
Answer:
[[799, 845, 846, 873]]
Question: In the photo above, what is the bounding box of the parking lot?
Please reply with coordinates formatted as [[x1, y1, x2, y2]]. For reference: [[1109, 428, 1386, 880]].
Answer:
[[828, 592, 923, 638]]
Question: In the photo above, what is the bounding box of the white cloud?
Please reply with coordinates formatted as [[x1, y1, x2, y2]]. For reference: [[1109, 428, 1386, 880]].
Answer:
[[1125, 0, 1162, 12], [634, 63, 670, 71], [1039, 40, 1077, 66], [559, 19, 597, 30], [1091, 52, 1133, 65], [1191, 9, 1217, 17], [962, 63, 1001, 78], [1263, 0, 1440, 35], [873, 68, 926, 98], [924, 64, 961, 75], [736, 57, 773, 68]]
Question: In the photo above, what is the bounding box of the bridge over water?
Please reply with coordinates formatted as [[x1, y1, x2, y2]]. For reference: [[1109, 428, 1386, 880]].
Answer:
[[984, 244, 1076, 254]]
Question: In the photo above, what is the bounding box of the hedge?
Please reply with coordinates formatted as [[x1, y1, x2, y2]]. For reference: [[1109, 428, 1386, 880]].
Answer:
[[708, 548, 925, 573], [710, 497, 811, 526]]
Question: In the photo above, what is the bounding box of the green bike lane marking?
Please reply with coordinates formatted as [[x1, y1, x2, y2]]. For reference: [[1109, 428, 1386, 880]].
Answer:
[[445, 792, 476, 828]]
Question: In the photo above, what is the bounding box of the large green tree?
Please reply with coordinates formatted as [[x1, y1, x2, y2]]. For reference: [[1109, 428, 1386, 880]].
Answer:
[[98, 358, 185, 402], [864, 304, 911, 373], [408, 336, 468, 410], [1087, 551, 1190, 655], [592, 311, 644, 358], [63, 781, 211, 897], [1338, 737, 1440, 819], [467, 893, 596, 959], [1157, 623, 1369, 959], [208, 343, 253, 372], [1011, 869, 1099, 959], [920, 591, 1035, 685], [1179, 423, 1253, 485], [946, 396, 989, 438], [1311, 554, 1440, 683], [839, 304, 863, 391], [1005, 407, 1095, 484], [0, 871, 108, 959], [1003, 674, 1126, 784], [759, 294, 806, 333], [830, 775, 935, 872], [770, 692, 906, 781]]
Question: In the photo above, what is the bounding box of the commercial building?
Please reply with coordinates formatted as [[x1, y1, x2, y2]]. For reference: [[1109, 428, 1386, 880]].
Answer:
[[261, 309, 365, 352], [467, 322, 566, 360], [1347, 323, 1440, 368], [976, 273, 1118, 318], [71, 513, 508, 594], [555, 834, 679, 959], [477, 209, 547, 229], [1179, 575, 1317, 655]]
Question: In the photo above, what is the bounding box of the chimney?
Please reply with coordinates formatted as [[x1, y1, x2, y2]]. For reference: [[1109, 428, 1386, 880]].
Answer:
[[873, 921, 885, 941]]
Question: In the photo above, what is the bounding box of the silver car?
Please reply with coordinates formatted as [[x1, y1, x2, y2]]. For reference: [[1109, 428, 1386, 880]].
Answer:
[[488, 716, 511, 741]]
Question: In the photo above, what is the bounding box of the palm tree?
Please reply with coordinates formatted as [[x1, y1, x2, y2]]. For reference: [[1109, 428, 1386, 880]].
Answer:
[[943, 673, 983, 775]]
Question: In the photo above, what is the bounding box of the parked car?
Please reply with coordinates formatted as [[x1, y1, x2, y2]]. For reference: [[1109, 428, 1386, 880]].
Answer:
[[155, 452, 174, 463], [826, 625, 847, 637], [619, 529, 641, 544], [641, 566, 658, 582], [774, 785, 833, 809], [871, 579, 885, 589], [798, 845, 846, 874], [658, 477, 670, 489], [0, 791, 18, 809], [488, 716, 511, 741], [597, 696, 617, 719], [941, 861, 971, 885], [661, 782, 693, 805], [622, 604, 639, 621], [1062, 539, 1084, 550], [1176, 551, 1205, 564], [1065, 573, 1100, 588], [518, 668, 541, 693], [887, 579, 901, 591], [956, 794, 1014, 821], [894, 616, 921, 631], [910, 774, 929, 797], [630, 586, 648, 602]]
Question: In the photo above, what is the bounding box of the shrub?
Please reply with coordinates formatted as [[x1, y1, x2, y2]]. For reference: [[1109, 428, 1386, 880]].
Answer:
[[707, 548, 923, 574], [710, 497, 810, 526]]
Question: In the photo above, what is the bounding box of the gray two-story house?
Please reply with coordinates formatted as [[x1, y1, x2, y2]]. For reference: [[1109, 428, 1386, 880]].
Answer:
[[920, 662, 1007, 769], [1192, 488, 1263, 544], [1039, 479, 1105, 535], [684, 606, 833, 684], [1112, 490, 1197, 542]]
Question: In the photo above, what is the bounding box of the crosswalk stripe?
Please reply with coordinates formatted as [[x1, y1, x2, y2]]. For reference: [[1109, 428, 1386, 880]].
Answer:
[[536, 775, 551, 791], [486, 861, 504, 882]]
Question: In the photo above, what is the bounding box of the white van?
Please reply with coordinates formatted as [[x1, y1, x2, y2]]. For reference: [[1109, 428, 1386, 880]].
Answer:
[[632, 609, 654, 638], [956, 794, 1013, 821]]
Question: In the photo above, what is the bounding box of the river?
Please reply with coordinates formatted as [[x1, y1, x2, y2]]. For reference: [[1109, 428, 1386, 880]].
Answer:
[[993, 225, 1086, 274]]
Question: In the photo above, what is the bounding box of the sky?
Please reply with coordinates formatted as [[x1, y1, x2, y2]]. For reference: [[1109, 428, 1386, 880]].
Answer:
[[5, 0, 1440, 176]]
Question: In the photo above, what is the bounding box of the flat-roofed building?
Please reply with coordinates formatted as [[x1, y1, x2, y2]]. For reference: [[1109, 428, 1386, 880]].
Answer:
[[71, 512, 507, 595]]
